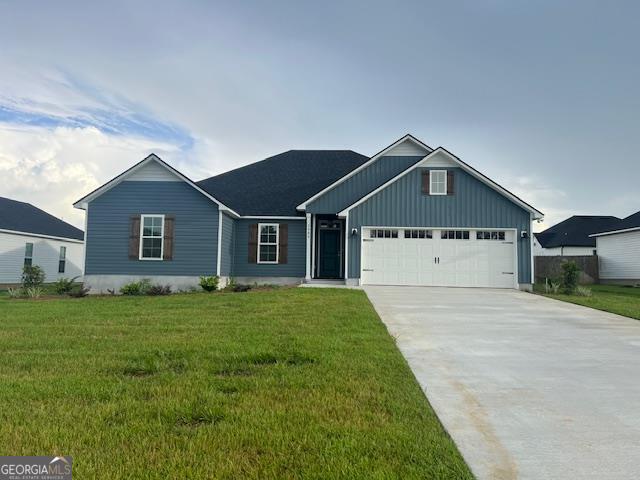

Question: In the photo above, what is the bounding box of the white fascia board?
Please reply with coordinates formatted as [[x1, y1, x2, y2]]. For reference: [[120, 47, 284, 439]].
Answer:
[[338, 147, 544, 219], [295, 134, 434, 211], [73, 155, 241, 217], [0, 228, 84, 244], [589, 226, 640, 237]]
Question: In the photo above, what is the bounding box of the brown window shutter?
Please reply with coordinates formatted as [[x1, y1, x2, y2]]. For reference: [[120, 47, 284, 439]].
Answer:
[[129, 215, 141, 259], [278, 223, 288, 264], [422, 171, 430, 195], [163, 216, 175, 260], [447, 171, 455, 195], [248, 223, 258, 263]]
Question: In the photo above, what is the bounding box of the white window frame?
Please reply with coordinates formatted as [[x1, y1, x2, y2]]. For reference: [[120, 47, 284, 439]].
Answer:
[[429, 170, 447, 195], [258, 223, 279, 264], [58, 246, 67, 273], [139, 214, 165, 261], [24, 242, 34, 267]]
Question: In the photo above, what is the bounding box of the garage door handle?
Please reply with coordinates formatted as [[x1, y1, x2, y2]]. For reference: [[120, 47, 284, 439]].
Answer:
[[363, 269, 374, 272], [363, 239, 374, 242], [502, 272, 514, 275]]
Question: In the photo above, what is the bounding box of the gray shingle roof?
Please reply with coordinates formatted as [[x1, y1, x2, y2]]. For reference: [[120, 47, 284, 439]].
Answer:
[[592, 210, 640, 235], [197, 150, 370, 216], [0, 197, 84, 241], [535, 215, 620, 248]]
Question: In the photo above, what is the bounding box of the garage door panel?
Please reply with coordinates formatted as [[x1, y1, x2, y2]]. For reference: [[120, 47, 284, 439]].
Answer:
[[361, 228, 516, 288]]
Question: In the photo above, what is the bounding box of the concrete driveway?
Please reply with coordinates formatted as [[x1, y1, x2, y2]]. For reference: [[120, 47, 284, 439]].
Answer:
[[364, 286, 640, 480]]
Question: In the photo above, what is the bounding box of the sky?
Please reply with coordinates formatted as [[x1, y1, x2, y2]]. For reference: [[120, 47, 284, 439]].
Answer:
[[1, 1, 639, 231]]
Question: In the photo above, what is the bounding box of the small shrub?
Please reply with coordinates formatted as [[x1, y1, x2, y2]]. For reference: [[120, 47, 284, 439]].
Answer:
[[25, 286, 43, 299], [544, 278, 562, 294], [22, 265, 45, 288], [199, 275, 219, 292], [561, 261, 580, 295], [53, 276, 79, 295], [120, 278, 152, 295], [7, 287, 23, 299], [575, 286, 592, 297], [68, 286, 90, 298], [147, 285, 172, 296]]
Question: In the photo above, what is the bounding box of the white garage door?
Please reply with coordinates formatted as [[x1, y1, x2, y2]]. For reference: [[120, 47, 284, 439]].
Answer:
[[361, 228, 516, 288]]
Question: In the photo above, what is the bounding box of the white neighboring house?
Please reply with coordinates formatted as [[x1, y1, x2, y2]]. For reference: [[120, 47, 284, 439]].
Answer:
[[0, 197, 84, 285], [590, 210, 640, 284], [533, 215, 620, 256]]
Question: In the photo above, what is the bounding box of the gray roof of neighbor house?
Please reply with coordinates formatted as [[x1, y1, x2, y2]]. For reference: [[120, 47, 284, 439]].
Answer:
[[0, 197, 84, 241], [197, 150, 370, 216], [535, 215, 620, 248], [591, 210, 640, 235]]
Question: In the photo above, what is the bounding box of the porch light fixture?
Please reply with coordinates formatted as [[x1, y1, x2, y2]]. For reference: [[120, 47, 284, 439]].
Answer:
[[351, 228, 358, 236]]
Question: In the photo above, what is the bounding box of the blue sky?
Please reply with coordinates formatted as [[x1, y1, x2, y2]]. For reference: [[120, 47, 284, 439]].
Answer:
[[1, 0, 639, 228]]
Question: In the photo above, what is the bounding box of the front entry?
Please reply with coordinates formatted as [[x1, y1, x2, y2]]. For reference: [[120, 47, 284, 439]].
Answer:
[[316, 218, 344, 279]]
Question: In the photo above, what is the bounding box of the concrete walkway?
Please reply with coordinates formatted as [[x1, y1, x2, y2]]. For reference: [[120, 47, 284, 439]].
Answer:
[[365, 286, 640, 480]]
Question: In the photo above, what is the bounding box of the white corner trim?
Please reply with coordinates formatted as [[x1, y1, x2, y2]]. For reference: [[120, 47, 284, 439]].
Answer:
[[344, 212, 349, 280], [337, 148, 544, 219], [296, 134, 433, 211], [73, 154, 241, 217], [0, 228, 84, 244], [305, 213, 311, 280], [589, 226, 640, 237], [216, 213, 223, 276]]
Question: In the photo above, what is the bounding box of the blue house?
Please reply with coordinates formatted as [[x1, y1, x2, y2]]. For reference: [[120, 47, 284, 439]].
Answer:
[[74, 134, 543, 292]]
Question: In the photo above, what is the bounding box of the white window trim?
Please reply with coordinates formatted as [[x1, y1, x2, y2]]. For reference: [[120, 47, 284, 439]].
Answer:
[[430, 170, 447, 195], [139, 214, 165, 261], [258, 223, 279, 264]]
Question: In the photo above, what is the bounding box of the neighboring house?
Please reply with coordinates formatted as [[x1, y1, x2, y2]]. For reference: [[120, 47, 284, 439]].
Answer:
[[533, 215, 620, 256], [74, 134, 543, 293], [590, 210, 640, 284], [0, 197, 84, 285]]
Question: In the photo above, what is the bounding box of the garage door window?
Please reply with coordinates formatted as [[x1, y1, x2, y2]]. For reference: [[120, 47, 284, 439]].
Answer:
[[477, 231, 505, 241], [404, 229, 433, 239], [370, 229, 398, 239], [441, 230, 470, 240]]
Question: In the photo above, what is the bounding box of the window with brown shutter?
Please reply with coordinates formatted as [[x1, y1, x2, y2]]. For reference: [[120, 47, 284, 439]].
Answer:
[[163, 216, 175, 260], [129, 215, 141, 259], [248, 223, 258, 263], [447, 171, 455, 195], [278, 223, 288, 264], [421, 171, 430, 195]]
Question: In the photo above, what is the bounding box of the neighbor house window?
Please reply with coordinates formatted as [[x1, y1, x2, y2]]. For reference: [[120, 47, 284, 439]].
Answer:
[[24, 242, 33, 267], [429, 170, 447, 195], [258, 223, 279, 263], [139, 215, 164, 260], [58, 246, 67, 273]]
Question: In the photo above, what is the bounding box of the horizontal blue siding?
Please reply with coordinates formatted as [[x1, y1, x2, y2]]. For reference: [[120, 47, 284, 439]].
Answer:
[[220, 213, 235, 276], [307, 156, 423, 214], [86, 181, 218, 276], [348, 167, 532, 284], [232, 219, 306, 277]]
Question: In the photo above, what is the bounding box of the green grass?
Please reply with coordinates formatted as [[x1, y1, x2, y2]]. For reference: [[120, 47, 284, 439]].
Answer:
[[0, 289, 471, 479], [536, 284, 640, 320]]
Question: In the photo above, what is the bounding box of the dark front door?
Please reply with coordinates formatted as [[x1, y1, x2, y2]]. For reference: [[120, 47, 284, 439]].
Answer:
[[319, 229, 341, 278]]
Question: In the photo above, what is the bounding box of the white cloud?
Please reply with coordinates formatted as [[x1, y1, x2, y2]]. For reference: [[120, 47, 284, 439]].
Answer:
[[0, 124, 182, 228]]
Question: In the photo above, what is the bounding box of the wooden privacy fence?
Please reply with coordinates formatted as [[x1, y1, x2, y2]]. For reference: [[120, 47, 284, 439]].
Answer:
[[534, 255, 599, 284]]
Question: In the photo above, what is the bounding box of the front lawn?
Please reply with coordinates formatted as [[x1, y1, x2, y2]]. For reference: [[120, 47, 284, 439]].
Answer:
[[536, 284, 640, 320], [0, 289, 471, 479]]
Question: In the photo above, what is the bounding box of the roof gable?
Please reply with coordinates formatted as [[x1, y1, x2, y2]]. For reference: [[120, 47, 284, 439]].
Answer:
[[536, 215, 621, 247], [296, 134, 433, 210], [73, 154, 239, 216], [337, 147, 544, 218], [0, 197, 84, 241]]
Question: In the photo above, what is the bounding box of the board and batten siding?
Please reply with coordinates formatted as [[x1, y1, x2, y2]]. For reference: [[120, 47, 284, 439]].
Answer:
[[597, 231, 640, 281], [0, 231, 84, 284], [307, 156, 424, 214], [220, 213, 235, 276], [347, 167, 532, 284], [231, 219, 305, 277], [85, 181, 219, 276]]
